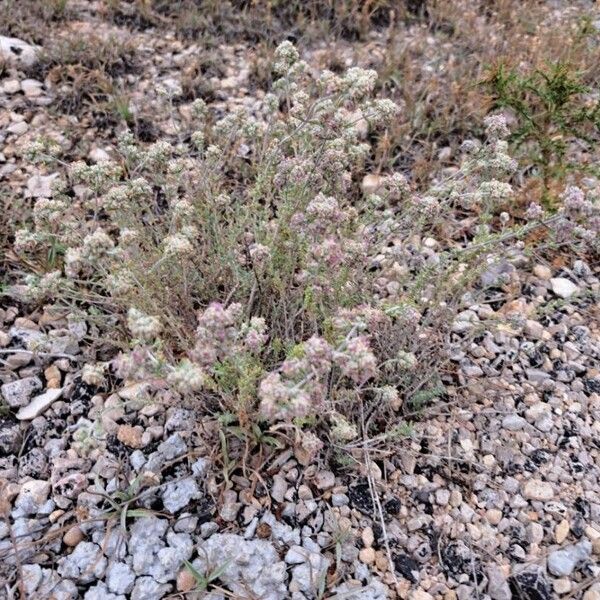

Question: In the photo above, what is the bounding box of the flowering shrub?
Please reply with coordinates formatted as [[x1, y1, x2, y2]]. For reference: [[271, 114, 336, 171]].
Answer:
[[15, 42, 599, 438]]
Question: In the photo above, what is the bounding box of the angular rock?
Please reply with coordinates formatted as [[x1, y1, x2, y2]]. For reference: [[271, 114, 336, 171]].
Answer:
[[131, 576, 171, 600], [21, 78, 43, 97], [105, 562, 136, 595], [162, 478, 201, 513], [487, 564, 511, 600], [15, 479, 51, 515], [1, 377, 42, 408], [16, 388, 63, 420], [509, 570, 551, 600], [84, 582, 125, 600], [21, 564, 43, 595], [550, 277, 578, 299], [157, 433, 187, 459], [26, 173, 59, 198], [314, 470, 335, 490], [547, 540, 592, 576], [0, 421, 22, 455], [0, 36, 38, 67], [57, 541, 107, 583], [290, 550, 330, 594], [194, 533, 287, 600], [502, 414, 527, 431], [130, 517, 169, 576], [523, 480, 554, 501]]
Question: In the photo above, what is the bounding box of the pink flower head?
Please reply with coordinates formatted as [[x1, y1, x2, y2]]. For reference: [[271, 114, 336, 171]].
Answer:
[[334, 335, 378, 385]]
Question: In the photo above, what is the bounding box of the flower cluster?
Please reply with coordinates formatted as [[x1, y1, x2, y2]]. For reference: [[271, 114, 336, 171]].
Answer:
[[127, 308, 162, 342], [556, 184, 600, 252], [258, 330, 378, 421], [192, 302, 244, 366], [333, 336, 378, 385], [273, 40, 301, 75], [167, 360, 206, 394]]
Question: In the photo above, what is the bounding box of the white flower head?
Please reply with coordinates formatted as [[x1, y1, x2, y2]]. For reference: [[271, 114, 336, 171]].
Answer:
[[127, 308, 162, 342], [164, 234, 193, 257], [273, 41, 300, 75], [168, 360, 205, 394], [82, 363, 107, 386]]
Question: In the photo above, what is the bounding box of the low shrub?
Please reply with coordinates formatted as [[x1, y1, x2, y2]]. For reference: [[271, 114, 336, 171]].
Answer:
[[13, 43, 599, 440]]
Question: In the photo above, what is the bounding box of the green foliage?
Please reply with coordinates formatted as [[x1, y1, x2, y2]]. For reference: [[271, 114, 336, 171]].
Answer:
[[95, 476, 156, 533], [183, 558, 232, 593], [408, 383, 445, 412], [485, 61, 600, 205], [387, 421, 415, 439]]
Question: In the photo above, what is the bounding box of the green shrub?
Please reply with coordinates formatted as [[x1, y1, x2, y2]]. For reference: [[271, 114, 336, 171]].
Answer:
[[485, 61, 600, 206]]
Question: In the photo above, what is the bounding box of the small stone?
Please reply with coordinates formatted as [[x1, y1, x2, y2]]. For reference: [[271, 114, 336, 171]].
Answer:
[[547, 540, 592, 577], [256, 522, 272, 539], [435, 488, 450, 506], [21, 564, 43, 595], [15, 480, 51, 514], [21, 79, 43, 97], [45, 365, 61, 388], [16, 388, 63, 420], [585, 527, 600, 555], [410, 590, 434, 600], [162, 478, 201, 513], [1, 376, 42, 408], [523, 480, 554, 501], [555, 520, 570, 544], [527, 522, 545, 544], [362, 174, 383, 195], [285, 546, 308, 564], [219, 501, 240, 522], [359, 547, 376, 564], [0, 36, 38, 67], [486, 509, 503, 525], [89, 148, 111, 163], [63, 525, 85, 547], [550, 278, 578, 299], [331, 493, 349, 506], [315, 470, 335, 490], [0, 421, 22, 454], [502, 414, 527, 431], [26, 173, 59, 198], [105, 562, 135, 595], [157, 433, 187, 459], [58, 541, 107, 583], [54, 473, 87, 500], [553, 578, 572, 595], [487, 564, 511, 600], [393, 553, 420, 583], [131, 576, 171, 600], [177, 568, 196, 592], [297, 484, 313, 500], [117, 424, 144, 448], [533, 264, 552, 280], [524, 320, 545, 339], [362, 527, 374, 548], [3, 79, 21, 94], [450, 491, 462, 507], [118, 382, 150, 403], [583, 583, 600, 600], [271, 474, 287, 503], [7, 121, 28, 136]]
